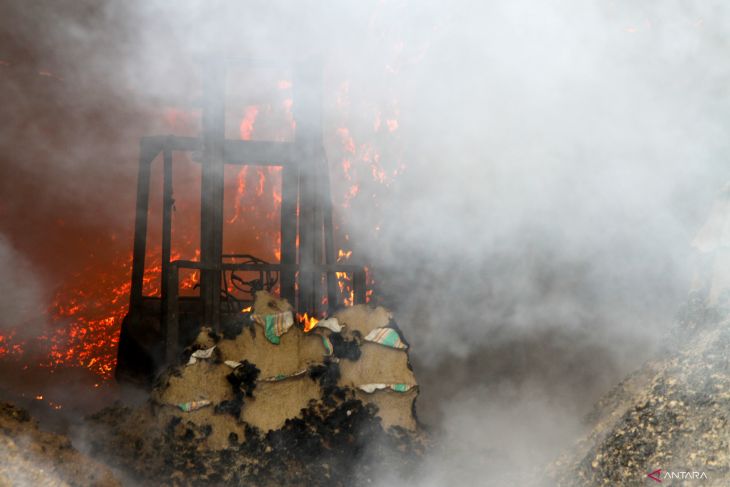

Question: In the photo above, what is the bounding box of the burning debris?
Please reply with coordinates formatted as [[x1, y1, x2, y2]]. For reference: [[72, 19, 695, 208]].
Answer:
[[0, 21, 416, 486], [0, 42, 398, 385], [87, 296, 424, 485]]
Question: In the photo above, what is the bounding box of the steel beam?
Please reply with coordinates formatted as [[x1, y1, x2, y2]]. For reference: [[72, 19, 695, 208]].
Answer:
[[200, 61, 226, 331], [129, 141, 157, 314], [160, 145, 174, 325]]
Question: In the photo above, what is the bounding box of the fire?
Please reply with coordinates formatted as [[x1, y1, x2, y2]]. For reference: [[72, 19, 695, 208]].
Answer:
[[239, 105, 260, 141], [32, 394, 63, 410], [335, 271, 354, 307], [298, 313, 320, 333], [46, 251, 143, 377], [0, 39, 406, 382], [229, 166, 249, 224], [0, 331, 23, 358], [337, 249, 352, 261]]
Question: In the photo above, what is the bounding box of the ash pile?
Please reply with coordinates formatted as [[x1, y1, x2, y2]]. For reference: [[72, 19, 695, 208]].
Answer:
[[91, 292, 425, 486], [551, 296, 730, 486]]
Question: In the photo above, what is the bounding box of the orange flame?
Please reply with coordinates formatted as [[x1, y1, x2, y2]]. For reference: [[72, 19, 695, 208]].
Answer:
[[298, 313, 320, 333]]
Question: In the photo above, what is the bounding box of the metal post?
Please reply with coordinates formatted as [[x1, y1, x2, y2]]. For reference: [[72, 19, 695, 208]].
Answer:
[[160, 144, 173, 305], [293, 59, 323, 315], [320, 154, 339, 312], [200, 61, 226, 330], [280, 164, 298, 305], [353, 269, 366, 305], [164, 263, 180, 363], [129, 141, 155, 314]]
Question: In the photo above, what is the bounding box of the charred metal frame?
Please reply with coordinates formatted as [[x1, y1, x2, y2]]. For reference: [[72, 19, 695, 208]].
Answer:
[[127, 59, 367, 361]]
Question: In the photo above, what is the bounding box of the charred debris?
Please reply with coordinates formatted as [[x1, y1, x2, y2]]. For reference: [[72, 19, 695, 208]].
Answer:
[[91, 294, 426, 486]]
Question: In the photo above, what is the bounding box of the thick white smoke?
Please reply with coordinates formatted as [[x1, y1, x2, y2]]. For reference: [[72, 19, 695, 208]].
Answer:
[[2, 1, 730, 485]]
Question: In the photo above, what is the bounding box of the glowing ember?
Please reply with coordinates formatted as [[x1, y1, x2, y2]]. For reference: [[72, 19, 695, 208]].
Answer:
[[0, 331, 23, 358], [47, 251, 139, 378]]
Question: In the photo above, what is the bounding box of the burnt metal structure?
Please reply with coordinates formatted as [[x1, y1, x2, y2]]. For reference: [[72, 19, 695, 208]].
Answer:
[[116, 59, 367, 382]]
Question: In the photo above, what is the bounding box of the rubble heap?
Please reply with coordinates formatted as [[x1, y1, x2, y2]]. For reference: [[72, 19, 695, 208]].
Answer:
[[552, 297, 730, 486], [90, 293, 425, 486], [0, 402, 120, 487]]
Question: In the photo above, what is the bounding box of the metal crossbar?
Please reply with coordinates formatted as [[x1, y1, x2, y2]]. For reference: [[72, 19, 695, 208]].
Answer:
[[162, 260, 367, 361]]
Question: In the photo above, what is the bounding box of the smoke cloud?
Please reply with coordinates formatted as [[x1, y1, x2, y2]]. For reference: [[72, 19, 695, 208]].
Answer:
[[0, 234, 48, 340], [2, 0, 730, 485]]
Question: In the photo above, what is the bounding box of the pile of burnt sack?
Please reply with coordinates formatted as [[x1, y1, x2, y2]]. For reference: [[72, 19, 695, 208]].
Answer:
[[90, 292, 426, 486]]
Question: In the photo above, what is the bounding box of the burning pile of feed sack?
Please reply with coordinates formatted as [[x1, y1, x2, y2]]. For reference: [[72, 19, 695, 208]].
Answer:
[[90, 292, 426, 486]]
